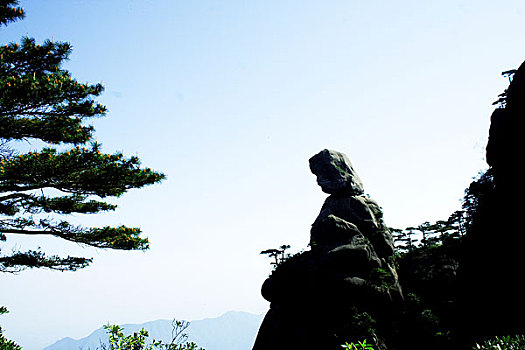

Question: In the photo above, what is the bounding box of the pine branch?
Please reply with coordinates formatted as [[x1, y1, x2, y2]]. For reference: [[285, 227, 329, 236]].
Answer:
[[0, 147, 165, 196], [1, 218, 149, 250], [0, 0, 24, 27], [0, 249, 91, 272]]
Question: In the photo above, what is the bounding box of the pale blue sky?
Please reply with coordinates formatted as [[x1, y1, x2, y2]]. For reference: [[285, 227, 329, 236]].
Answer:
[[1, 1, 524, 349]]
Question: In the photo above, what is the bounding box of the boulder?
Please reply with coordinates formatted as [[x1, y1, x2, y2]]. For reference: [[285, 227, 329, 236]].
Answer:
[[309, 149, 364, 195], [320, 195, 394, 257], [323, 239, 381, 273], [310, 212, 362, 247]]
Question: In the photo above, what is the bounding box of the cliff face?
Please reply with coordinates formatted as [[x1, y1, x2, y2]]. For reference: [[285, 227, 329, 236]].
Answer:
[[486, 61, 525, 181], [395, 61, 525, 346], [252, 150, 402, 350], [458, 60, 525, 338]]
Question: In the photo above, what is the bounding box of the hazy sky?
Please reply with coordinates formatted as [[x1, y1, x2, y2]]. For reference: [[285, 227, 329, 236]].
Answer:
[[1, 1, 524, 349]]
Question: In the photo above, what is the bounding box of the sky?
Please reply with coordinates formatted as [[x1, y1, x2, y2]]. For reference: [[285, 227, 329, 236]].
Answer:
[[1, 0, 524, 349]]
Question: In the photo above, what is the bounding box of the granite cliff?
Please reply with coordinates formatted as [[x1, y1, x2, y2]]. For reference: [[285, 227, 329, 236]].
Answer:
[[458, 59, 525, 341]]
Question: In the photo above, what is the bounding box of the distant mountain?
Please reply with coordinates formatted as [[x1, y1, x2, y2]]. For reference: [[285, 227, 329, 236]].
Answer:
[[42, 311, 264, 350]]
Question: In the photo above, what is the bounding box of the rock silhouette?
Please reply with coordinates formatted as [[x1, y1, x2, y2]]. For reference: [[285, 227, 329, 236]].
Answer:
[[458, 59, 525, 341], [252, 149, 402, 350]]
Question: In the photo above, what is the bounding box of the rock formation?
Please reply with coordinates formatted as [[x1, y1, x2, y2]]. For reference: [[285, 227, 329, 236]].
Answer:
[[458, 59, 525, 341], [252, 149, 402, 350]]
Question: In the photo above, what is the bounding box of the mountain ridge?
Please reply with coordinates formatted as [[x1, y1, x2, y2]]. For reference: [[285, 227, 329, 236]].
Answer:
[[42, 311, 265, 350]]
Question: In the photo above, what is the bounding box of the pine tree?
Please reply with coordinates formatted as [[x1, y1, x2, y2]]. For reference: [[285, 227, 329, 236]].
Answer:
[[391, 227, 410, 254], [445, 211, 465, 238], [416, 221, 433, 247], [403, 226, 419, 250], [0, 0, 165, 272]]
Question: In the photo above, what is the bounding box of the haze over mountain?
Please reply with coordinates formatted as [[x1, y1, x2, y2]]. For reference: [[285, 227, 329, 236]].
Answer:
[[42, 311, 264, 350]]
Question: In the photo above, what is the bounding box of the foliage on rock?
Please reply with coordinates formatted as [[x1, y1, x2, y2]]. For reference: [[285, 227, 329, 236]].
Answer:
[[341, 339, 375, 350], [473, 335, 525, 350]]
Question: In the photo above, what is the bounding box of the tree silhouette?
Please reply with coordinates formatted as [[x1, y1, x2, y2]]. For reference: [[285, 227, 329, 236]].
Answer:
[[416, 222, 433, 247], [391, 227, 411, 254], [260, 244, 291, 268]]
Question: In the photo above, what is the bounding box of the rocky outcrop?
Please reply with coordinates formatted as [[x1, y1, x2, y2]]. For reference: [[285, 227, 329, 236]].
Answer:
[[458, 60, 525, 340], [309, 149, 364, 196], [252, 150, 402, 350]]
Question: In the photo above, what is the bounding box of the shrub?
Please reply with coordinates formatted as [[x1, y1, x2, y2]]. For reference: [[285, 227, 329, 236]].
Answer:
[[98, 321, 204, 350], [341, 339, 375, 350], [473, 335, 525, 350]]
